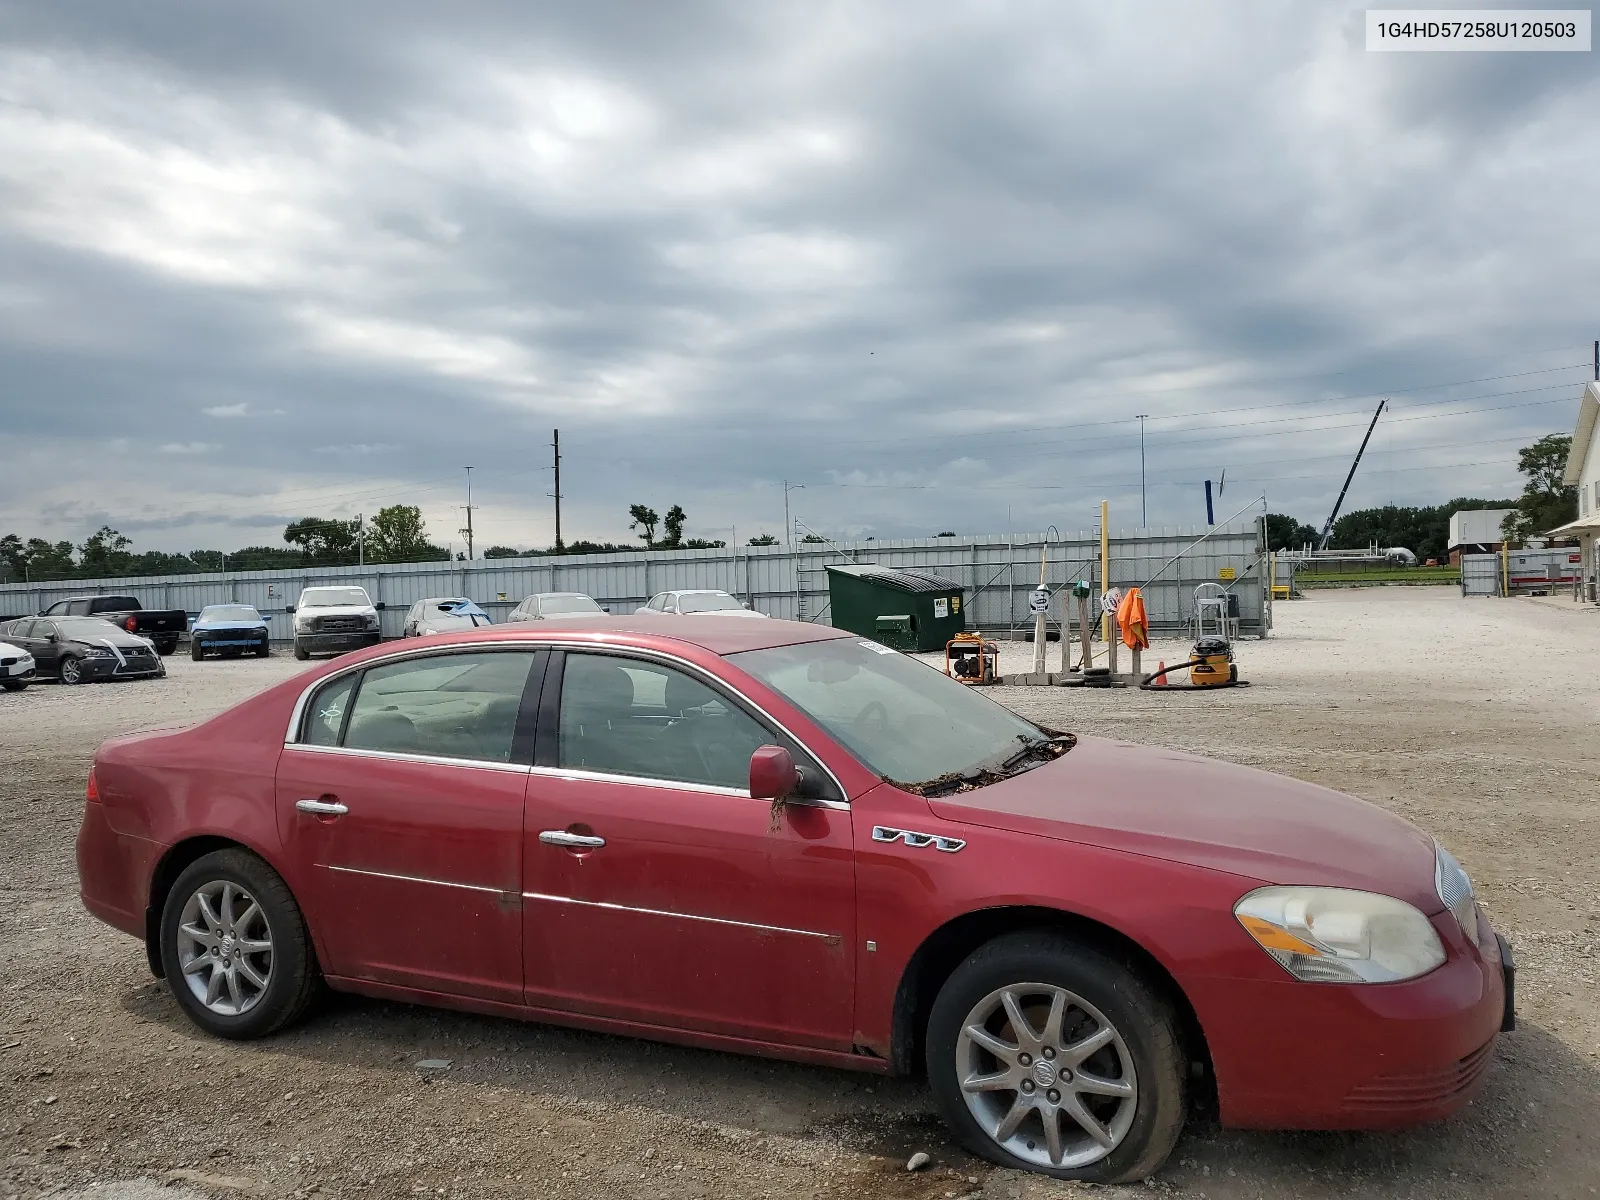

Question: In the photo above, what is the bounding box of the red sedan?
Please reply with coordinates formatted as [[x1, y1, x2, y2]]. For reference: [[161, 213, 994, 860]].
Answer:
[[77, 618, 1513, 1182]]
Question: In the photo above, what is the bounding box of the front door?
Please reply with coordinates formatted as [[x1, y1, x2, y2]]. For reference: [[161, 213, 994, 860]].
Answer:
[[522, 650, 856, 1051], [275, 648, 544, 1005]]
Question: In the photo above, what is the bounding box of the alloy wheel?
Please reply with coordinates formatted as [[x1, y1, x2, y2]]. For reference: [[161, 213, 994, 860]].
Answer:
[[60, 658, 81, 684], [956, 982, 1138, 1170], [175, 880, 274, 1016]]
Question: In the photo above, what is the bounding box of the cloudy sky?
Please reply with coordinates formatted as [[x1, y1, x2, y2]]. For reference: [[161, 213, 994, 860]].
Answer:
[[2, 0, 1597, 556]]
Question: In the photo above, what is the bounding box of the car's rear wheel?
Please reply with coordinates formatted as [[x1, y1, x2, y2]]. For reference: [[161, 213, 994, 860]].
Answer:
[[159, 849, 319, 1039], [926, 931, 1186, 1183], [58, 656, 84, 685]]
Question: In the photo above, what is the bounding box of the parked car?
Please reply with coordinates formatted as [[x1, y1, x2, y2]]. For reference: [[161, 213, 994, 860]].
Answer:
[[288, 586, 382, 660], [190, 604, 271, 661], [77, 616, 1509, 1184], [402, 597, 493, 637], [507, 592, 605, 621], [0, 637, 36, 691], [8, 615, 164, 683], [637, 589, 765, 617], [40, 594, 188, 656]]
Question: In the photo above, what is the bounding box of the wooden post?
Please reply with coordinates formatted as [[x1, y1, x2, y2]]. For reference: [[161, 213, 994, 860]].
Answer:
[[1131, 645, 1142, 681], [1099, 500, 1111, 642], [1107, 614, 1119, 676], [1077, 593, 1094, 669], [1059, 596, 1073, 673]]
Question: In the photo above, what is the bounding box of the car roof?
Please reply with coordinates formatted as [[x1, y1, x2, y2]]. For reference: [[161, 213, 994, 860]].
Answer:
[[411, 614, 851, 656], [532, 592, 594, 599], [672, 589, 734, 596]]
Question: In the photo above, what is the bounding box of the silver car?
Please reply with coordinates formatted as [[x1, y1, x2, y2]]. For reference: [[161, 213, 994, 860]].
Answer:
[[506, 592, 606, 621], [636, 589, 766, 617], [401, 597, 494, 637]]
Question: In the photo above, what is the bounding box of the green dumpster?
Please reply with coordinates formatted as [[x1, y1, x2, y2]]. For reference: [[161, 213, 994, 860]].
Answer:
[[826, 564, 966, 652]]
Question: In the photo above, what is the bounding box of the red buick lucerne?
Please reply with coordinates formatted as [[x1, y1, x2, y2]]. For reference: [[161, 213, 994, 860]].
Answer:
[[77, 617, 1513, 1182]]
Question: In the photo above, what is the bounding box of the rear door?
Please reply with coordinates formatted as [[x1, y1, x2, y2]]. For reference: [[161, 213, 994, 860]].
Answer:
[[521, 650, 857, 1050], [275, 648, 545, 1004]]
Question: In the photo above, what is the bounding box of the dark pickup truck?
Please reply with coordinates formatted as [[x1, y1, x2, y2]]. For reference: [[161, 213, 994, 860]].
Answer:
[[41, 595, 188, 656]]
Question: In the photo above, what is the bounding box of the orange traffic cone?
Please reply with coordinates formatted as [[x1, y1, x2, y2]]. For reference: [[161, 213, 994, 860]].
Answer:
[[1153, 660, 1167, 687]]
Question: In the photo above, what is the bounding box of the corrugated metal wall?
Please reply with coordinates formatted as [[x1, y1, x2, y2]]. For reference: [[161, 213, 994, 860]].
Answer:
[[0, 525, 1267, 643]]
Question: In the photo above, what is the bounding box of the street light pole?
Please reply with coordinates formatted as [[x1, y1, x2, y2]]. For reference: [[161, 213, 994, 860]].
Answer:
[[783, 480, 805, 550], [1135, 414, 1150, 528]]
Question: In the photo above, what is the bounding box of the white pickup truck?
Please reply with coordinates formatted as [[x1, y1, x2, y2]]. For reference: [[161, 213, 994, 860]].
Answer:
[[288, 585, 383, 660]]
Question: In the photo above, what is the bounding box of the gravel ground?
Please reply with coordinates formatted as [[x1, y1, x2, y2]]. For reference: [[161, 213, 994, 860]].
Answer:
[[3, 587, 1598, 1200]]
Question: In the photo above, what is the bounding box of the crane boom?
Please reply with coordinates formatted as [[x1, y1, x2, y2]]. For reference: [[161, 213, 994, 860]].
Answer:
[[1317, 399, 1386, 551]]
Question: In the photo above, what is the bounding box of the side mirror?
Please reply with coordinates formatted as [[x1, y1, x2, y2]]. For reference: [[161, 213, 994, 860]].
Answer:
[[375, 602, 386, 611], [749, 745, 800, 801], [284, 605, 295, 614]]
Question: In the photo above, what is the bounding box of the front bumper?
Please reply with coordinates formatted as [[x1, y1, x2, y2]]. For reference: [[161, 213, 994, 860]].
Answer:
[[1194, 911, 1512, 1130], [296, 629, 382, 654], [195, 633, 269, 650], [76, 654, 164, 680], [1, 660, 35, 680]]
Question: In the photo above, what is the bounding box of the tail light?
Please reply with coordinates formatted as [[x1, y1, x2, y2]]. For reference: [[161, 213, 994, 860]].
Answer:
[[85, 768, 100, 803], [125, 616, 138, 632]]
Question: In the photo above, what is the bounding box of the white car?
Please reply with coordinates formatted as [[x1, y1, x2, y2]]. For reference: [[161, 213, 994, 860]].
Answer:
[[402, 597, 494, 637], [0, 639, 36, 691], [289, 585, 383, 660], [636, 589, 767, 618], [507, 592, 606, 621]]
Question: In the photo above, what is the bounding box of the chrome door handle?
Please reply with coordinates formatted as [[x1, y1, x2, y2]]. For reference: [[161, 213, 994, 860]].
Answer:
[[296, 798, 349, 816], [539, 830, 605, 849]]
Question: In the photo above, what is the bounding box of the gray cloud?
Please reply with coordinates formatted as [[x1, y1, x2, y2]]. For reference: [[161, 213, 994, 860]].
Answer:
[[1, 0, 1597, 556]]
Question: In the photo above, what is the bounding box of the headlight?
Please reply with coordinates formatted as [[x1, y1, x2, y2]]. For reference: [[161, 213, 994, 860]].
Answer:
[[82, 648, 115, 659], [294, 618, 312, 631], [1235, 886, 1445, 984], [364, 614, 380, 629], [1435, 842, 1477, 942]]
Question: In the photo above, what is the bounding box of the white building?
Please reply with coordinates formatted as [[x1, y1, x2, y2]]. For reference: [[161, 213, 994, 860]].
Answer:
[[1446, 508, 1513, 562], [1552, 380, 1600, 601]]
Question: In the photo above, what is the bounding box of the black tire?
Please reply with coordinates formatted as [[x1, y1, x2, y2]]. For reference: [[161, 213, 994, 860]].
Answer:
[[155, 639, 177, 657], [293, 642, 310, 661], [58, 656, 85, 685], [925, 931, 1187, 1184], [255, 644, 271, 658], [191, 640, 205, 661], [159, 849, 320, 1039], [1, 679, 26, 691]]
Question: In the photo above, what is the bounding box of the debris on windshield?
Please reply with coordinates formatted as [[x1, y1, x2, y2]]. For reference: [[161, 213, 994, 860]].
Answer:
[[895, 729, 1076, 796]]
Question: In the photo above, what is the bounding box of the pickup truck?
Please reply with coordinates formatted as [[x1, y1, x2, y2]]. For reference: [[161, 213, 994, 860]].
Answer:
[[40, 594, 189, 656]]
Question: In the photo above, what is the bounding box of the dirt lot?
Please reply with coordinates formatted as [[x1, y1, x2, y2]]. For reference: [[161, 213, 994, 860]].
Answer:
[[3, 587, 1598, 1200]]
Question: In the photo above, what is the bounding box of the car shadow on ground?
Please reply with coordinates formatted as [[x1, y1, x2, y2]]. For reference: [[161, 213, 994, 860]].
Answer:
[[119, 983, 1600, 1196]]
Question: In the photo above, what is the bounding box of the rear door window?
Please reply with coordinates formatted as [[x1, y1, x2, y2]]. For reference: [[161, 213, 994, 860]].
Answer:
[[341, 651, 539, 764]]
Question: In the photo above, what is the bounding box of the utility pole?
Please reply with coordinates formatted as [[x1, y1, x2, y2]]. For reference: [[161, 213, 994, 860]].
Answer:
[[1593, 338, 1597, 382], [356, 514, 364, 567], [551, 430, 564, 553], [460, 467, 475, 560], [783, 480, 804, 550], [1136, 414, 1150, 527]]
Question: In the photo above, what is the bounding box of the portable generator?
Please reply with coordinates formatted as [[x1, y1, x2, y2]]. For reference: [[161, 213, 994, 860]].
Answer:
[[945, 632, 999, 685]]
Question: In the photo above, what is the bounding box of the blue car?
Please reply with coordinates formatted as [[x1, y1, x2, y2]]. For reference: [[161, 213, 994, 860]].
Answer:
[[190, 604, 271, 661]]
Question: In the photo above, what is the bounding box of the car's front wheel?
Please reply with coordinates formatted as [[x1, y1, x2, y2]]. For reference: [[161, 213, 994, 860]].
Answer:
[[1, 679, 26, 691], [293, 641, 310, 661], [159, 849, 320, 1039], [190, 640, 205, 661], [58, 656, 85, 685], [926, 931, 1187, 1183]]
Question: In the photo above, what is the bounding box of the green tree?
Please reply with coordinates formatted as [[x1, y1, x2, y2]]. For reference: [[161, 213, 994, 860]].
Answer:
[[483, 545, 527, 559], [628, 504, 659, 548], [0, 534, 26, 582], [228, 545, 306, 571], [747, 533, 779, 546], [800, 533, 826, 543], [564, 540, 639, 555], [24, 538, 76, 580], [79, 526, 133, 576], [682, 538, 726, 549], [188, 550, 225, 571], [366, 505, 448, 563], [661, 505, 688, 549], [1503, 434, 1577, 544], [283, 516, 360, 564], [1265, 513, 1318, 552], [935, 531, 956, 537]]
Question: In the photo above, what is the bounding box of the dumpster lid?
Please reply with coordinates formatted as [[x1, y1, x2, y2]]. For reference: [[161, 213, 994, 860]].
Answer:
[[826, 564, 963, 594]]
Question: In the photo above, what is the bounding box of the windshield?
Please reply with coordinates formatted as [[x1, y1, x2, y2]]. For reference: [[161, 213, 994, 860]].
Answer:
[[730, 637, 1057, 788], [300, 587, 371, 608], [539, 595, 602, 614], [199, 605, 261, 623], [680, 592, 743, 613], [56, 618, 128, 638]]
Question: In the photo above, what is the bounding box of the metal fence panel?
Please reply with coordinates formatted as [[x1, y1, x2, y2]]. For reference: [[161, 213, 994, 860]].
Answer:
[[1460, 553, 1502, 596], [0, 523, 1266, 643]]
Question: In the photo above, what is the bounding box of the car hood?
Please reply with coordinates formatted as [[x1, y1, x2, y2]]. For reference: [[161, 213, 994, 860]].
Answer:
[[0, 640, 32, 658], [194, 620, 267, 632], [69, 629, 155, 650], [298, 604, 375, 618], [928, 735, 1441, 914]]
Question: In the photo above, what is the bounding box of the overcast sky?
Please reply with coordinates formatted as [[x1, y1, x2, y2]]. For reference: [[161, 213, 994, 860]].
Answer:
[[2, 0, 1597, 555]]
